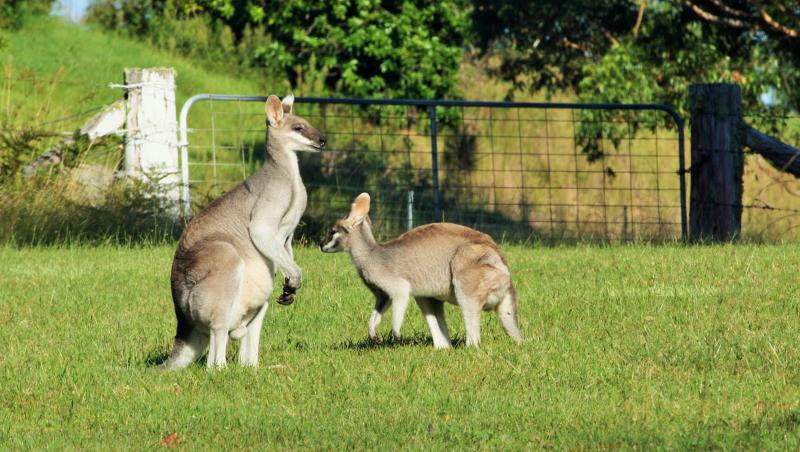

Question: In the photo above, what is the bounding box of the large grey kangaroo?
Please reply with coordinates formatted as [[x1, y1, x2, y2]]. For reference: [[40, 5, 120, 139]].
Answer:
[[165, 94, 325, 369]]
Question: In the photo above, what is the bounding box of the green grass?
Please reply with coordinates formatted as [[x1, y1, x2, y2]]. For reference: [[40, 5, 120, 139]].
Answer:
[[1, 244, 799, 448], [0, 16, 277, 246], [1, 15, 270, 130]]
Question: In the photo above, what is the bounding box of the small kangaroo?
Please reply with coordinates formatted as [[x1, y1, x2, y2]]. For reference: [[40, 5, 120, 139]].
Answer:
[[165, 94, 325, 369], [320, 193, 522, 348]]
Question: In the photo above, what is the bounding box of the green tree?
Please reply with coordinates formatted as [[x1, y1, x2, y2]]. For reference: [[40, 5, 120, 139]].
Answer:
[[471, 0, 799, 115], [0, 0, 52, 28], [89, 0, 468, 100]]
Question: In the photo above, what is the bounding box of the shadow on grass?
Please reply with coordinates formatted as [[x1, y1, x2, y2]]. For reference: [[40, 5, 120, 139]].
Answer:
[[143, 349, 171, 367], [335, 334, 464, 351]]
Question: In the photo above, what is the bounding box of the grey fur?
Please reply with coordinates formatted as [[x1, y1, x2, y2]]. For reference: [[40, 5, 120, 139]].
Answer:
[[320, 193, 523, 348], [164, 94, 325, 369]]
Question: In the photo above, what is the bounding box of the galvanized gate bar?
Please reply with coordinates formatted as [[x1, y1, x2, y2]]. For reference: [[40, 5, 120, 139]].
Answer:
[[428, 105, 442, 221], [178, 94, 687, 240]]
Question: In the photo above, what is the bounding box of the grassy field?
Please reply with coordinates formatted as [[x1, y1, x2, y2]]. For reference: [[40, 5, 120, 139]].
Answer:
[[1, 16, 268, 130], [1, 243, 799, 448]]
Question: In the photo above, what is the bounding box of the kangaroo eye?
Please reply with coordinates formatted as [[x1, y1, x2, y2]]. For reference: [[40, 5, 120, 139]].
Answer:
[[293, 125, 304, 131]]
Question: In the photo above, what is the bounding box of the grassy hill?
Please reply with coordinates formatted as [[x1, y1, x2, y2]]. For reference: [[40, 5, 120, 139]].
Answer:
[[1, 15, 276, 131], [0, 15, 285, 245]]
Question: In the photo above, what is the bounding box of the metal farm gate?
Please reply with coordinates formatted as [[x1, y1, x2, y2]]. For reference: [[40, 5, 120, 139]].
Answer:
[[178, 96, 686, 242]]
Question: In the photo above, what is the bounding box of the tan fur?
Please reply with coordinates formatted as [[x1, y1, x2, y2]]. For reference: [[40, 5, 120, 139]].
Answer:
[[320, 193, 522, 348], [165, 94, 325, 369]]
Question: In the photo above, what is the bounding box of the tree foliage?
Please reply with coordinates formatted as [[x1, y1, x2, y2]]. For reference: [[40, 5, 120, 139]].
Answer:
[[0, 0, 51, 28], [471, 0, 799, 115], [89, 0, 468, 100]]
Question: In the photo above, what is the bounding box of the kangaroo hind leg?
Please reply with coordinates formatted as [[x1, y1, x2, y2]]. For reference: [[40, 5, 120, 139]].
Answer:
[[453, 244, 510, 347], [416, 297, 451, 349], [189, 241, 245, 369], [452, 271, 483, 347], [239, 301, 269, 366], [163, 329, 209, 370]]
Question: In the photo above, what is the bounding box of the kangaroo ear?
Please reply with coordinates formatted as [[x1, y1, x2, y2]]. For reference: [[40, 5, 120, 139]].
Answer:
[[265, 95, 284, 127], [281, 94, 294, 115], [348, 192, 371, 225]]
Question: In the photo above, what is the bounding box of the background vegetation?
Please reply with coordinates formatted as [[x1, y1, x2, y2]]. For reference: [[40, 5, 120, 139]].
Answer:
[[83, 0, 800, 117], [0, 15, 266, 244], [88, 0, 468, 100], [471, 0, 799, 116], [1, 1, 800, 245]]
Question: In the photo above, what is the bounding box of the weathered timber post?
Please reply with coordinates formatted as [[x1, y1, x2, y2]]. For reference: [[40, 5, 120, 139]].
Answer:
[[689, 83, 744, 242], [122, 68, 180, 215]]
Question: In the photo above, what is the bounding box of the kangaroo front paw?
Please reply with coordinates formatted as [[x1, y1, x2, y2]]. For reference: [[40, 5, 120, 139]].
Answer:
[[277, 291, 295, 305], [277, 278, 297, 305]]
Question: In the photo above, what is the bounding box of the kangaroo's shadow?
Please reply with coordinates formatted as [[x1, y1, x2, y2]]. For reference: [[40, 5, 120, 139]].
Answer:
[[143, 348, 218, 368], [144, 335, 465, 365], [335, 334, 464, 351], [143, 349, 171, 367]]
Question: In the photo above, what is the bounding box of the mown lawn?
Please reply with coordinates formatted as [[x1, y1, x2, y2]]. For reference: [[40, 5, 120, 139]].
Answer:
[[1, 244, 799, 449]]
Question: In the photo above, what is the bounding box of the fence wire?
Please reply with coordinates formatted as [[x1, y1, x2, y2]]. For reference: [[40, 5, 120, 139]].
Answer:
[[741, 112, 800, 241], [181, 96, 686, 243], [0, 76, 125, 172], [7, 72, 800, 244]]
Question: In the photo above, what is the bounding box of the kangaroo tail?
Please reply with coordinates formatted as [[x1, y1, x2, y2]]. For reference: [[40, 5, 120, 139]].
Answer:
[[497, 282, 523, 343], [162, 288, 203, 370]]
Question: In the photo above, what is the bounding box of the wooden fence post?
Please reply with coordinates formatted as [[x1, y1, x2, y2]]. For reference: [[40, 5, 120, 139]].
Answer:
[[689, 83, 744, 242], [123, 68, 180, 215]]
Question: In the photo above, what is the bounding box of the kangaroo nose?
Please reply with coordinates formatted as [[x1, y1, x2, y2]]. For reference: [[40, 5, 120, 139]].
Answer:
[[319, 135, 326, 147]]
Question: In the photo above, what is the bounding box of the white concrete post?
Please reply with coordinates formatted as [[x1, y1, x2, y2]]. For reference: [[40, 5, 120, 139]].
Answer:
[[122, 68, 180, 215]]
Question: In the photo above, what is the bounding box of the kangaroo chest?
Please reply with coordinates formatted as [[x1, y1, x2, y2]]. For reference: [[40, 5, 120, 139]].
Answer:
[[281, 178, 306, 234]]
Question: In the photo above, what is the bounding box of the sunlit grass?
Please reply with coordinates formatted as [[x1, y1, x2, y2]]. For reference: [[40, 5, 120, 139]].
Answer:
[[2, 16, 270, 130], [1, 244, 798, 448]]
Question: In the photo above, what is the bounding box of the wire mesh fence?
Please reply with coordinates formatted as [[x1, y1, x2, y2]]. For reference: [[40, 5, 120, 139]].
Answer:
[[1, 74, 120, 131], [0, 74, 126, 176], [180, 96, 687, 243], [0, 74, 187, 245], [741, 112, 800, 241], [8, 71, 800, 244]]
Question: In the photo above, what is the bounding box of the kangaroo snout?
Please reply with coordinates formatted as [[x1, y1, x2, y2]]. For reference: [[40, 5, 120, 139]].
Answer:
[[319, 235, 336, 253], [306, 131, 325, 150]]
